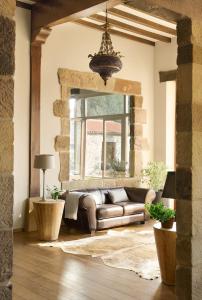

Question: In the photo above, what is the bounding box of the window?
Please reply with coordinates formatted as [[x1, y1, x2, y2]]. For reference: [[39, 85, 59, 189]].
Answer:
[[70, 90, 130, 180]]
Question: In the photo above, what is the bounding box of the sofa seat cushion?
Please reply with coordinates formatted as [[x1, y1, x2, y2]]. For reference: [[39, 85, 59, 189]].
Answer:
[[118, 202, 145, 216], [96, 204, 124, 220]]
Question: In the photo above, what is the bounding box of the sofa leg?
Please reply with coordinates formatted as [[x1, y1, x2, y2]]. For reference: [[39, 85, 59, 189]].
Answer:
[[91, 230, 96, 236]]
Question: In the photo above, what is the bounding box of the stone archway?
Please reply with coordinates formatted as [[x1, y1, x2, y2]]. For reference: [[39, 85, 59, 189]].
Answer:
[[54, 68, 148, 190]]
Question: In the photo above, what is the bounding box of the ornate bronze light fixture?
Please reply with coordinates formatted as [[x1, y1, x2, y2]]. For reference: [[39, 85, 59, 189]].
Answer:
[[88, 9, 122, 85]]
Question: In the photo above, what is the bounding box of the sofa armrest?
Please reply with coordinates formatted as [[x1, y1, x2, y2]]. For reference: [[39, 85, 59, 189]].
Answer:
[[145, 189, 156, 205], [79, 195, 97, 232]]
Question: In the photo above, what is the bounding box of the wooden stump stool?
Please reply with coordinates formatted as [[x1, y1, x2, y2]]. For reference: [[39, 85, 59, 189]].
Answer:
[[33, 199, 65, 241], [153, 222, 176, 285]]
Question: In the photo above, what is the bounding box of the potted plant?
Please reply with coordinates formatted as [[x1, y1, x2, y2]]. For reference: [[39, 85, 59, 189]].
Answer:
[[47, 186, 64, 200], [110, 159, 127, 177], [141, 161, 167, 203], [145, 202, 176, 229]]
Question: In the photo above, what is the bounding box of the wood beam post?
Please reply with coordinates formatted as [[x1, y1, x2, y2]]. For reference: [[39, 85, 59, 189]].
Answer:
[[29, 28, 51, 197]]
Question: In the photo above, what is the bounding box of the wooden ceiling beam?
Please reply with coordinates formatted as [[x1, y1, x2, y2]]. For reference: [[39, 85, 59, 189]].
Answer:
[[75, 19, 155, 46], [16, 1, 32, 10], [108, 7, 176, 35], [89, 14, 171, 43], [32, 0, 123, 42]]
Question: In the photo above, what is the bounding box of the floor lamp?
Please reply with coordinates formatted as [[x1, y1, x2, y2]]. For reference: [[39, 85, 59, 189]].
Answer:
[[34, 154, 55, 201]]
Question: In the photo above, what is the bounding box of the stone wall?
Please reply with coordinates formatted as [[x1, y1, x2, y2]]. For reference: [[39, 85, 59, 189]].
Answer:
[[54, 68, 148, 189], [0, 0, 15, 299], [176, 17, 202, 300]]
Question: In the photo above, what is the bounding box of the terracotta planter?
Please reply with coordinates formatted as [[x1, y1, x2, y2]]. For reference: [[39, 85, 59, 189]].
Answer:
[[161, 218, 175, 229]]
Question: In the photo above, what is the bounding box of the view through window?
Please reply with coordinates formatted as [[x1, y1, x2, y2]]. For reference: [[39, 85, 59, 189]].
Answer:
[[70, 89, 130, 180]]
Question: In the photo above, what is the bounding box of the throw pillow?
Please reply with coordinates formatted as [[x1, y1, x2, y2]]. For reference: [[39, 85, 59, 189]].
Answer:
[[108, 188, 129, 204]]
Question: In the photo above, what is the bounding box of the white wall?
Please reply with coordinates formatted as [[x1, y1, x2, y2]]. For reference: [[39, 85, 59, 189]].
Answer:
[[15, 9, 177, 229], [154, 38, 177, 163], [14, 7, 30, 229], [41, 22, 155, 188]]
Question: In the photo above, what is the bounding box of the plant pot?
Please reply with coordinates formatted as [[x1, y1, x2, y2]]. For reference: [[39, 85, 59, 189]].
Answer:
[[161, 218, 175, 229], [153, 190, 163, 204]]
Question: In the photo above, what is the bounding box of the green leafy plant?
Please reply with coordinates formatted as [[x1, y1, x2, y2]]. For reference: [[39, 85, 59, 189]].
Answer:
[[47, 186, 63, 200], [111, 159, 127, 172], [141, 161, 167, 191], [145, 202, 175, 223]]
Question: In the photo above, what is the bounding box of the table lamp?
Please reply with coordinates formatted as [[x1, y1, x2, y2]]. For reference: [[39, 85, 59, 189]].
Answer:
[[162, 171, 176, 208], [34, 154, 55, 201]]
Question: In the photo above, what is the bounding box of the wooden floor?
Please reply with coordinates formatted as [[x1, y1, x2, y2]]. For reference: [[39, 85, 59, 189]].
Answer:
[[13, 221, 176, 300]]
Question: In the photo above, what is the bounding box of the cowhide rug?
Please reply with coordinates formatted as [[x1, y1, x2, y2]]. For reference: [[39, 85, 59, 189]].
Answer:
[[39, 229, 160, 280]]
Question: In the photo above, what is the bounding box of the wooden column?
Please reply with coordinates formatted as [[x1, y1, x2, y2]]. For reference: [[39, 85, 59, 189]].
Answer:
[[29, 28, 51, 197]]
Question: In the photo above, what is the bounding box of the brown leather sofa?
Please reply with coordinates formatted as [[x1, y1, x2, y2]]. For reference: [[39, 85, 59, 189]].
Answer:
[[63, 187, 156, 234]]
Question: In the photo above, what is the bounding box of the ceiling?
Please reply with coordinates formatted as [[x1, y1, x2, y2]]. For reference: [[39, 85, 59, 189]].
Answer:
[[17, 0, 176, 46]]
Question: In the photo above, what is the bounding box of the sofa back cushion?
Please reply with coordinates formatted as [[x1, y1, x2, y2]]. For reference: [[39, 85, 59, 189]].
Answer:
[[125, 187, 149, 203], [108, 188, 129, 204]]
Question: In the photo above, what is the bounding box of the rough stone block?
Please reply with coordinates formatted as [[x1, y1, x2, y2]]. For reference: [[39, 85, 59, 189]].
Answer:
[[0, 16, 15, 75], [192, 263, 202, 300], [192, 200, 202, 237], [176, 167, 192, 200], [176, 199, 192, 236], [176, 235, 191, 266], [177, 44, 202, 65], [176, 132, 192, 167], [0, 175, 13, 227], [193, 63, 202, 104], [0, 0, 15, 18], [55, 135, 69, 152], [133, 109, 147, 124], [53, 100, 68, 118], [60, 118, 70, 135], [177, 64, 192, 103], [0, 230, 12, 281], [0, 120, 14, 145], [176, 265, 191, 300], [193, 104, 202, 131], [0, 76, 14, 118], [0, 285, 12, 300], [177, 18, 202, 48], [192, 238, 202, 266], [0, 144, 13, 172], [192, 132, 202, 198], [176, 103, 192, 132], [177, 17, 192, 47], [114, 78, 141, 95], [59, 152, 69, 182], [130, 124, 143, 137], [130, 95, 143, 108]]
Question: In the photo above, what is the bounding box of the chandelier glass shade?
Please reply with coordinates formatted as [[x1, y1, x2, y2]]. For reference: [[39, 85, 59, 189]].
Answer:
[[88, 10, 122, 85]]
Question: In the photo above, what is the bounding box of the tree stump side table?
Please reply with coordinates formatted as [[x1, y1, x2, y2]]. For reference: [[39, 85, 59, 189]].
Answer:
[[153, 222, 176, 286], [33, 199, 65, 241]]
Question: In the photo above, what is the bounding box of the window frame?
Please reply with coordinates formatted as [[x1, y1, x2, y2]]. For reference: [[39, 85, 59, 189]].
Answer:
[[70, 95, 130, 180]]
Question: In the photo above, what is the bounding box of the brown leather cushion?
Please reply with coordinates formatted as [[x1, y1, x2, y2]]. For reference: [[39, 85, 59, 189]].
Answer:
[[96, 204, 124, 220], [118, 202, 145, 216], [125, 187, 148, 204]]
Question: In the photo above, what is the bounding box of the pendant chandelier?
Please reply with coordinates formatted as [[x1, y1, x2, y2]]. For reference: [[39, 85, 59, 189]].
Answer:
[[88, 8, 122, 85]]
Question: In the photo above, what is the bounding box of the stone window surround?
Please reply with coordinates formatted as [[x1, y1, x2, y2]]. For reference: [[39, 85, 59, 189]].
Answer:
[[54, 68, 148, 190]]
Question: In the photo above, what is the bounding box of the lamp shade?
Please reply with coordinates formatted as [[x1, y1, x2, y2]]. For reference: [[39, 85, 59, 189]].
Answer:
[[34, 154, 55, 170], [162, 171, 176, 199]]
